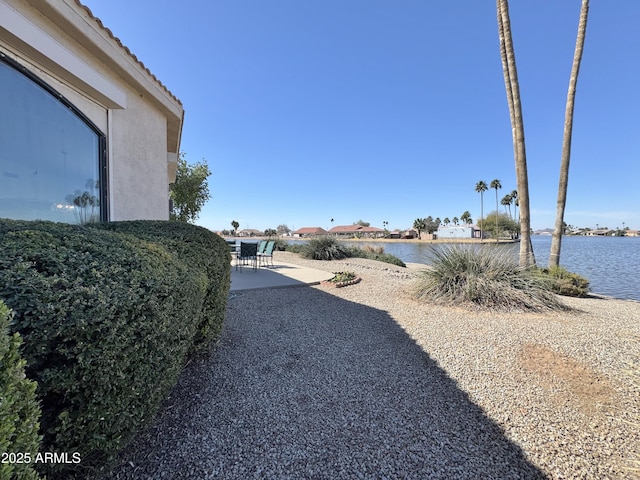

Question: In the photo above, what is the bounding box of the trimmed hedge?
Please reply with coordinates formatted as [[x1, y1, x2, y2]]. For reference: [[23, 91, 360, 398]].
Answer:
[[89, 220, 231, 352], [0, 301, 44, 480], [0, 219, 230, 478]]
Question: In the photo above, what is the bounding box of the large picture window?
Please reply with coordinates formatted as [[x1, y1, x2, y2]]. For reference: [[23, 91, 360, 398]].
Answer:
[[0, 54, 107, 223]]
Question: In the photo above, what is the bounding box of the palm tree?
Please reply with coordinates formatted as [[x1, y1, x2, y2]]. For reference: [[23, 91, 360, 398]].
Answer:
[[510, 190, 518, 221], [231, 220, 239, 236], [501, 194, 513, 218], [443, 217, 450, 226], [413, 218, 426, 240], [549, 0, 590, 268], [452, 216, 459, 225], [497, 0, 535, 266], [460, 211, 472, 225], [490, 179, 502, 235], [475, 181, 488, 239]]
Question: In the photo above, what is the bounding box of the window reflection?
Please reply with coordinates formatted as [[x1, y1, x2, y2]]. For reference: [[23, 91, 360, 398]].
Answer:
[[0, 56, 105, 223]]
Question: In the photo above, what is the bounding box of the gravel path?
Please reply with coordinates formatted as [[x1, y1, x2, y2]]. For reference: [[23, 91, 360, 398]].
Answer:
[[103, 252, 640, 479]]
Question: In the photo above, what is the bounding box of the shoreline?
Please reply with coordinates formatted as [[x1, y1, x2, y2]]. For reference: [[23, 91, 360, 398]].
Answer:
[[227, 236, 518, 245]]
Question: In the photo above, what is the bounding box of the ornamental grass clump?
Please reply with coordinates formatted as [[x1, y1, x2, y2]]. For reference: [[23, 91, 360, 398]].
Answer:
[[412, 245, 567, 311], [302, 236, 349, 260]]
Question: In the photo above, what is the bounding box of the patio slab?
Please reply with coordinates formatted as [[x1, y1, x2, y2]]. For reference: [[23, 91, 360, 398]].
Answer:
[[230, 261, 334, 291]]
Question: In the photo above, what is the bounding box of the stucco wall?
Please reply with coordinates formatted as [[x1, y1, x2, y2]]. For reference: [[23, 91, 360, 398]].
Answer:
[[0, 0, 183, 221]]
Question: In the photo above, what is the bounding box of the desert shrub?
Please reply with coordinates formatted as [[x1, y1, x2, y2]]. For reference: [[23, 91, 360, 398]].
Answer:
[[411, 245, 567, 311], [0, 219, 214, 478], [535, 266, 590, 297], [0, 301, 44, 480], [301, 236, 349, 260], [284, 242, 305, 254], [362, 245, 384, 255], [89, 220, 231, 352], [344, 246, 406, 267], [272, 238, 289, 251]]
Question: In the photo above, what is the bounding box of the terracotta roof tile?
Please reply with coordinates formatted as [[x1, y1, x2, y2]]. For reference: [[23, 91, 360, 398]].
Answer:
[[74, 0, 182, 106]]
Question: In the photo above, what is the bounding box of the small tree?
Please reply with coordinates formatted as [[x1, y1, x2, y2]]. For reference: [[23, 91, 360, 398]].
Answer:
[[231, 220, 240, 236], [169, 153, 212, 223], [478, 211, 519, 239], [264, 228, 277, 237], [276, 224, 291, 236]]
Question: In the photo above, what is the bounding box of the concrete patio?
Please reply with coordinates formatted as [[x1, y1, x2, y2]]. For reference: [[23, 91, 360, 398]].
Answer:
[[230, 260, 334, 291]]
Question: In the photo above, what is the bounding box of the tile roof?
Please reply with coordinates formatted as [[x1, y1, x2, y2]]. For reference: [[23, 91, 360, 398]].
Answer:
[[293, 227, 328, 234], [74, 0, 182, 106], [328, 225, 384, 233]]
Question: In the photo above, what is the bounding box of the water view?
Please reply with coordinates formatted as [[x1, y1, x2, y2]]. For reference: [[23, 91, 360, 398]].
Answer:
[[335, 236, 639, 302]]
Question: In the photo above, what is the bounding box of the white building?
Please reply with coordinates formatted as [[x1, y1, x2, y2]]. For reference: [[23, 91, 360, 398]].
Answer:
[[1, 0, 184, 223], [437, 225, 482, 239]]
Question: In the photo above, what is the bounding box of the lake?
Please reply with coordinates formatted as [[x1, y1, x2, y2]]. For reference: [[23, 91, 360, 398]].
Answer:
[[323, 236, 639, 301]]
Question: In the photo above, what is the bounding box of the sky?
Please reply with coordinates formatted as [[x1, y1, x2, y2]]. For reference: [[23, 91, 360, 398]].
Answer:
[[81, 0, 640, 233]]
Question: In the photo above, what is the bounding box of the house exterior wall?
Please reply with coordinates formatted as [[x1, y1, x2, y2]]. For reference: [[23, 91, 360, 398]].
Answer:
[[437, 226, 475, 239], [0, 0, 183, 221]]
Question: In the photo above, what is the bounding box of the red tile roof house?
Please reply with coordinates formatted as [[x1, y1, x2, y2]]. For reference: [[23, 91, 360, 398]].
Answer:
[[328, 225, 386, 238], [1, 0, 183, 223], [292, 227, 329, 238]]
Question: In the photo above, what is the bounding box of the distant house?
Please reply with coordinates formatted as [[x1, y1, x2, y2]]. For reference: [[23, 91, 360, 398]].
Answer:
[[626, 230, 640, 237], [328, 225, 385, 238], [238, 229, 263, 237], [437, 225, 481, 239], [292, 227, 328, 238], [586, 229, 610, 236]]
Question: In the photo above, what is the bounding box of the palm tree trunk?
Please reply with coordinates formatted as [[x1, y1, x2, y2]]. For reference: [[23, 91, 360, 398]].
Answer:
[[480, 194, 484, 239], [497, 0, 535, 266], [549, 0, 590, 267]]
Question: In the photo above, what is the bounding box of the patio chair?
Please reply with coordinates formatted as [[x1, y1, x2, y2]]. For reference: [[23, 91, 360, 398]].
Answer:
[[259, 240, 276, 268], [236, 242, 258, 272], [257, 240, 267, 255]]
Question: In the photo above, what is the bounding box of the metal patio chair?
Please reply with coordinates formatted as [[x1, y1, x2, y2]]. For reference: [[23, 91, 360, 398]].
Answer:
[[236, 242, 258, 272]]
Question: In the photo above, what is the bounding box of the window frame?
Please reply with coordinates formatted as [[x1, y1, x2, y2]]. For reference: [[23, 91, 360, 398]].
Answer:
[[0, 51, 109, 222]]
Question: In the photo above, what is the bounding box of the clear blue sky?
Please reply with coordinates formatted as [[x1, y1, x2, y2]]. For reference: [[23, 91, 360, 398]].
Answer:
[[82, 0, 639, 232]]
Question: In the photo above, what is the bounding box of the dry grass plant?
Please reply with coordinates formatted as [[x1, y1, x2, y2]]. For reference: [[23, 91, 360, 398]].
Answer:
[[411, 244, 568, 312]]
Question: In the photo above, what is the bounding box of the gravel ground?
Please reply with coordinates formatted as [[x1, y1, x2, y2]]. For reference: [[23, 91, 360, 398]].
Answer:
[[102, 252, 640, 479]]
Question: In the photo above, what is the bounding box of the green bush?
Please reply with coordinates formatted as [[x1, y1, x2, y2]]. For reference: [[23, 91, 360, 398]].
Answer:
[[344, 246, 406, 267], [536, 266, 590, 297], [89, 221, 231, 352], [0, 219, 228, 478], [301, 236, 349, 260], [0, 301, 44, 480], [411, 245, 567, 311], [283, 242, 305, 254]]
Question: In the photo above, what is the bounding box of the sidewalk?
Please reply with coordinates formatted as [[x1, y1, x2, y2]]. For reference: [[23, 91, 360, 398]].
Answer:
[[230, 260, 334, 291]]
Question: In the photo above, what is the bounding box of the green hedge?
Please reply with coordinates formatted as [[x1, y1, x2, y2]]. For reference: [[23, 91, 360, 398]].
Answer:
[[89, 221, 231, 352], [0, 301, 44, 480], [0, 219, 230, 478]]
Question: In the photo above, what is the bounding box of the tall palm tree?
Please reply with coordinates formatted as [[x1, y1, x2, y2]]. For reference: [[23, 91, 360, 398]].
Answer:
[[501, 193, 513, 218], [549, 0, 590, 268], [490, 179, 502, 235], [475, 181, 488, 239], [510, 190, 518, 221], [497, 0, 535, 266]]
